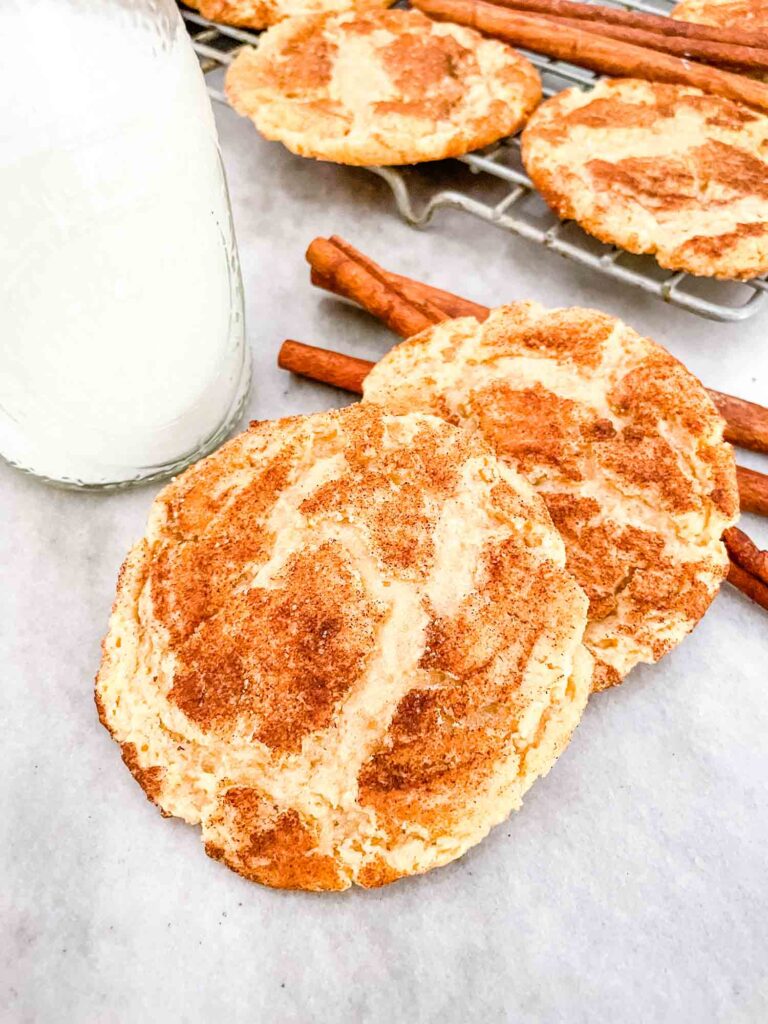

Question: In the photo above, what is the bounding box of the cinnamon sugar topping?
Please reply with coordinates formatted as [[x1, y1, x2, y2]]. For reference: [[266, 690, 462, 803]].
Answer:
[[363, 302, 739, 689], [96, 404, 591, 889], [225, 9, 541, 166], [522, 79, 768, 280]]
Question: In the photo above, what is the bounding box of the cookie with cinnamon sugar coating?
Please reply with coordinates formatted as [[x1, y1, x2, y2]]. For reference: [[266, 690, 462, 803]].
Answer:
[[224, 9, 541, 165], [521, 78, 768, 280], [363, 303, 739, 690], [184, 0, 393, 31], [96, 404, 591, 890], [672, 0, 768, 33]]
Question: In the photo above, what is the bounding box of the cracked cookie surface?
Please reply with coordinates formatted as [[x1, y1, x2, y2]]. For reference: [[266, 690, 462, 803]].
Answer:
[[672, 0, 768, 33], [521, 79, 768, 280], [185, 0, 393, 31], [96, 404, 591, 889], [363, 304, 739, 689], [225, 9, 541, 165]]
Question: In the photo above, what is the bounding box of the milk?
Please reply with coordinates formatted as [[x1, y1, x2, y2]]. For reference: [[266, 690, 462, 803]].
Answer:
[[0, 1, 249, 486]]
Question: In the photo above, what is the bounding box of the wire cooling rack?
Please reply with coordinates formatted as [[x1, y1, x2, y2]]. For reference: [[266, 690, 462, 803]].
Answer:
[[181, 2, 768, 322]]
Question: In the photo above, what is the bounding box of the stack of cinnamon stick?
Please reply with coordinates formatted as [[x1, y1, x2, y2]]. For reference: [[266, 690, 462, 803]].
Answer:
[[410, 0, 768, 112], [279, 235, 768, 615]]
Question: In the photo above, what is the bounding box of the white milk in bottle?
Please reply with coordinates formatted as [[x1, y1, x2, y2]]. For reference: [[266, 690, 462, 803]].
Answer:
[[0, 0, 250, 486]]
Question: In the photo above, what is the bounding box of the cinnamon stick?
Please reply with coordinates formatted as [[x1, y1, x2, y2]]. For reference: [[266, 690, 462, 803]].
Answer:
[[306, 237, 445, 338], [724, 527, 768, 613], [724, 526, 768, 585], [310, 241, 768, 458], [736, 465, 768, 516], [311, 267, 489, 323], [278, 339, 370, 394], [411, 0, 768, 113], [486, 0, 768, 50], [727, 561, 768, 612], [385, 272, 490, 321], [528, 13, 768, 73], [708, 391, 768, 454]]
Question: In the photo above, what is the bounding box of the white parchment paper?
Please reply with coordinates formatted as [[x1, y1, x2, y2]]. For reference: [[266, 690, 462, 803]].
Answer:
[[2, 101, 767, 1024]]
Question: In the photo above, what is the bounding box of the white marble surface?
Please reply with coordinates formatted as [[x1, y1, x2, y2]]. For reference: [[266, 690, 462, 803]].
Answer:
[[3, 94, 768, 1024]]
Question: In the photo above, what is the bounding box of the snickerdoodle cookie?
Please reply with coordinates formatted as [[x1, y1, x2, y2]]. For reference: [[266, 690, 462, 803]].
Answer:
[[672, 0, 768, 33], [96, 404, 591, 889], [363, 303, 739, 690], [185, 0, 392, 31], [225, 9, 541, 165], [521, 78, 768, 279]]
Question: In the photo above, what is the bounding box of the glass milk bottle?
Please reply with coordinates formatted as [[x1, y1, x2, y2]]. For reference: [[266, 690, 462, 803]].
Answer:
[[0, 0, 250, 487]]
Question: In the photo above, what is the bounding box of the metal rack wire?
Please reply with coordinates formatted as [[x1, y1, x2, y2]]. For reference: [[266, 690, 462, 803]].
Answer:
[[181, 2, 768, 322]]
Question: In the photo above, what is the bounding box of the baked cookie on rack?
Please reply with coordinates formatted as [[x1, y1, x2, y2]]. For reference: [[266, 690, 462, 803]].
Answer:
[[521, 78, 768, 280], [363, 303, 739, 691], [225, 9, 541, 165], [184, 0, 393, 31], [672, 0, 768, 33], [96, 404, 591, 890], [672, 0, 768, 81]]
